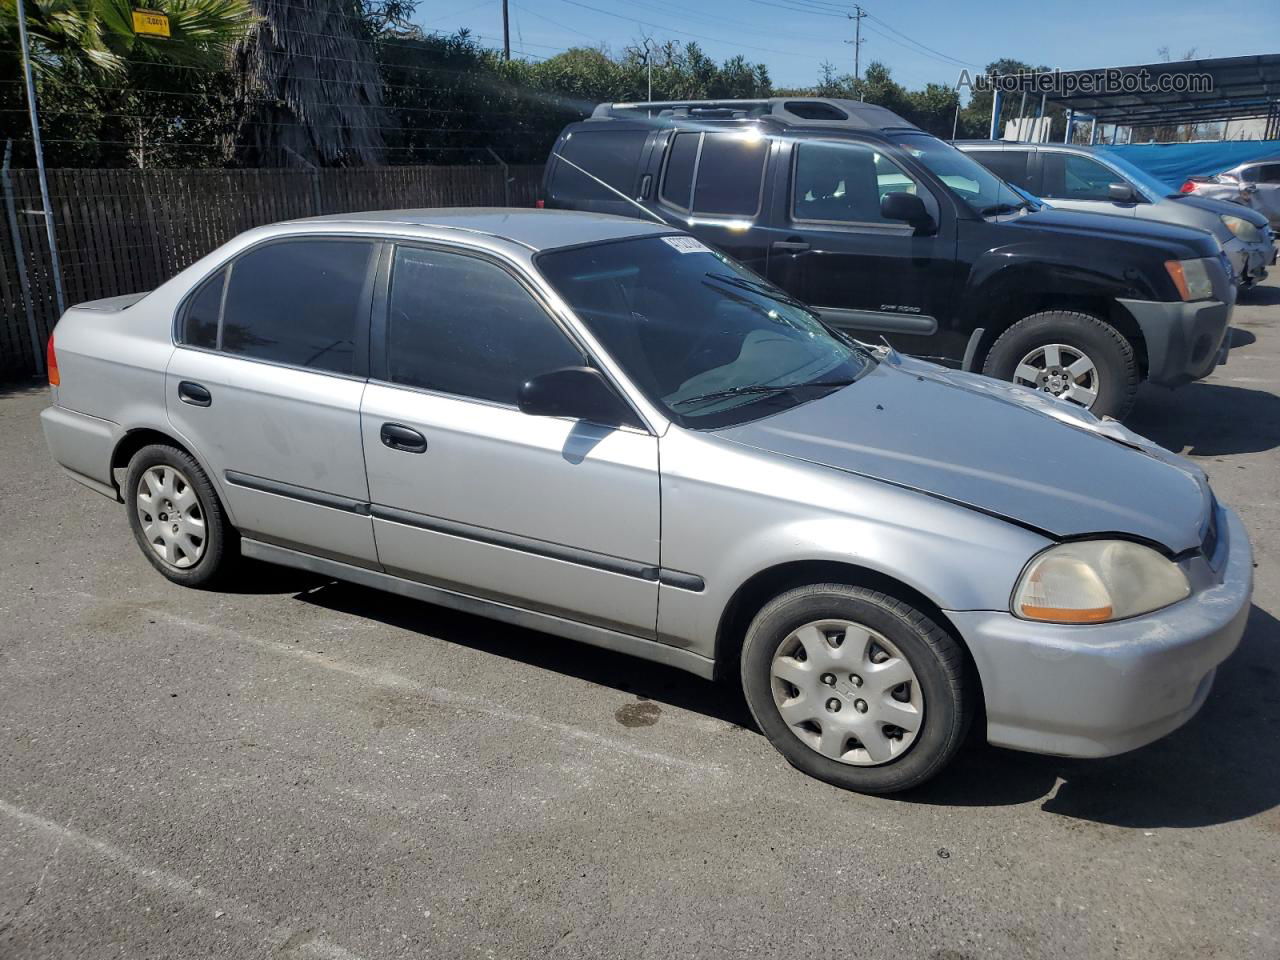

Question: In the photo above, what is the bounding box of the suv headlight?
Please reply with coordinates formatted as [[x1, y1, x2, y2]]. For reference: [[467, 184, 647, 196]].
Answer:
[[1012, 540, 1190, 623], [1221, 214, 1262, 243], [1164, 258, 1215, 301]]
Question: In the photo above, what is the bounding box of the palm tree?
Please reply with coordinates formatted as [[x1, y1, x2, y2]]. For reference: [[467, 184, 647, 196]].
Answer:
[[1, 0, 256, 76], [228, 0, 385, 167]]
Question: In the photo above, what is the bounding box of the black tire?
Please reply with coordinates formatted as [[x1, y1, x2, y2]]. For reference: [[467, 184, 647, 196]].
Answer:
[[982, 310, 1139, 420], [124, 443, 237, 588], [740, 583, 972, 795]]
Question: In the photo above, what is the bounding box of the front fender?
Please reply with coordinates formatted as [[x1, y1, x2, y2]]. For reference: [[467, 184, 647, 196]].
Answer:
[[654, 429, 1050, 658]]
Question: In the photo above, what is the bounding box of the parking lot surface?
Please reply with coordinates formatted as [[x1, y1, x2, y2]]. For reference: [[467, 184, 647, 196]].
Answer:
[[2, 281, 1278, 960]]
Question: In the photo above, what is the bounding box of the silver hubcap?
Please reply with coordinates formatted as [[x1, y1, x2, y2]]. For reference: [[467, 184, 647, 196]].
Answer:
[[770, 619, 924, 766], [1013, 343, 1099, 409], [136, 465, 205, 569]]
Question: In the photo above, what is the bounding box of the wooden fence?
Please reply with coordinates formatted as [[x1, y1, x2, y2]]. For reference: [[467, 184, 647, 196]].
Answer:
[[0, 163, 543, 379]]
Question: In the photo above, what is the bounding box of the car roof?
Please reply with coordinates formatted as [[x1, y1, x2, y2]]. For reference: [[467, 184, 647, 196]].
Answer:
[[587, 97, 917, 133], [288, 207, 672, 252]]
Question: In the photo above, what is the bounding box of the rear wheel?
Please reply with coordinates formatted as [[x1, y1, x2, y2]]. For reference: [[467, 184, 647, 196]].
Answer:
[[740, 584, 972, 794], [125, 444, 236, 588], [983, 310, 1139, 420]]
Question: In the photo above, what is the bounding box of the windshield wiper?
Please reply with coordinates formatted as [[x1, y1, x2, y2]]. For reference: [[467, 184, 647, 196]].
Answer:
[[672, 379, 855, 408], [980, 200, 1029, 216]]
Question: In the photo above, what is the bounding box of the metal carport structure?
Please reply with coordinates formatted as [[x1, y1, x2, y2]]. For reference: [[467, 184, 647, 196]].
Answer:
[[990, 54, 1280, 142]]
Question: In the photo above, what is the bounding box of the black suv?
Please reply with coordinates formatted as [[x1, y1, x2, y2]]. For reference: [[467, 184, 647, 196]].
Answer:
[[543, 98, 1235, 419]]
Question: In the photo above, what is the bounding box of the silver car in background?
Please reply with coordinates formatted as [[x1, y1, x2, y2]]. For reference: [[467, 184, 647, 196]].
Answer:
[[1181, 157, 1280, 231], [41, 209, 1253, 794], [958, 141, 1277, 287]]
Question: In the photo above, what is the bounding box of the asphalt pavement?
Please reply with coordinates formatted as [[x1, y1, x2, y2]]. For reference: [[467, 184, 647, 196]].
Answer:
[[2, 280, 1278, 960]]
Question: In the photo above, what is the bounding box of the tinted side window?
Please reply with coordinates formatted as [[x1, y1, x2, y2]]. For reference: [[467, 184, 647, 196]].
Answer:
[[181, 267, 225, 349], [693, 133, 767, 216], [1041, 154, 1120, 201], [387, 247, 584, 405], [1259, 164, 1280, 184], [792, 140, 921, 224], [968, 150, 1033, 191], [549, 129, 647, 203], [661, 132, 699, 209], [220, 240, 374, 375]]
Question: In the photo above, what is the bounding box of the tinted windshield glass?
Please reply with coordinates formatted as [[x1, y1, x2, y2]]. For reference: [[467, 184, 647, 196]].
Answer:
[[896, 134, 1025, 213], [1094, 150, 1180, 198], [536, 236, 873, 429]]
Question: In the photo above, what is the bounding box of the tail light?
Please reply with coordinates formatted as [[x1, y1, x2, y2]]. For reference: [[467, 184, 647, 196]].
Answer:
[[46, 334, 59, 386], [534, 199, 545, 209], [1179, 180, 1197, 194]]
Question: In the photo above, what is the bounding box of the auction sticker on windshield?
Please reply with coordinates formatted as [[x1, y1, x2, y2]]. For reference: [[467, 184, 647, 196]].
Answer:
[[663, 236, 711, 254]]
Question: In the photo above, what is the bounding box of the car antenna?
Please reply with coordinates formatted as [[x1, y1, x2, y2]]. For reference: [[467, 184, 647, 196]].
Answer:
[[550, 151, 675, 228]]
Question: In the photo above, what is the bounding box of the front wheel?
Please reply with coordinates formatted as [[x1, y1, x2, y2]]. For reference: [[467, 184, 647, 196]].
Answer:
[[982, 310, 1139, 420], [740, 584, 972, 794]]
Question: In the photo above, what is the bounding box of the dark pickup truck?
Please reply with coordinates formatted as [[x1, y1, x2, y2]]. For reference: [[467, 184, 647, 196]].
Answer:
[[543, 97, 1235, 419]]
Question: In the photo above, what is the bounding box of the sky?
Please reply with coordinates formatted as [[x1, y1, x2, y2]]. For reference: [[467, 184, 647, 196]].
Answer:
[[413, 0, 1280, 95]]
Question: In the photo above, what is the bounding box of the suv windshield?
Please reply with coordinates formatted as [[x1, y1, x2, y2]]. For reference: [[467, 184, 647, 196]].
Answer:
[[536, 235, 873, 429], [896, 133, 1027, 214]]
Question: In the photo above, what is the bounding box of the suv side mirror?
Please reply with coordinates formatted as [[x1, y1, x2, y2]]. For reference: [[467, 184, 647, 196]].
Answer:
[[518, 366, 638, 428], [880, 192, 935, 232], [1108, 182, 1137, 202]]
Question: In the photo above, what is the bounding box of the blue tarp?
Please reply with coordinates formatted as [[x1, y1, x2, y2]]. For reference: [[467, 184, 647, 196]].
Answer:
[[1100, 141, 1280, 191]]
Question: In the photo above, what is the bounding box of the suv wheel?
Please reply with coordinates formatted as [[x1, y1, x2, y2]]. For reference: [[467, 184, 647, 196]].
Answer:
[[983, 310, 1139, 419], [125, 444, 236, 588], [740, 584, 971, 794]]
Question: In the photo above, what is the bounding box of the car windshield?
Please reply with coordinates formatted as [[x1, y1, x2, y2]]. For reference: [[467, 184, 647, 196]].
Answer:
[[536, 235, 874, 429], [1093, 150, 1181, 198], [896, 133, 1028, 214]]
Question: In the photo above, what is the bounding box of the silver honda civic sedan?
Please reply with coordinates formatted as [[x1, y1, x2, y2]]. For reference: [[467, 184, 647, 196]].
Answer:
[[41, 209, 1253, 793]]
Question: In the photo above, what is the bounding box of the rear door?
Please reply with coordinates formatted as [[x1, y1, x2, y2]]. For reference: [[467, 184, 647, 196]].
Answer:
[[963, 147, 1036, 195], [1037, 151, 1138, 216], [652, 127, 774, 275], [166, 236, 380, 566], [360, 243, 661, 638], [764, 137, 959, 358], [1242, 162, 1280, 227]]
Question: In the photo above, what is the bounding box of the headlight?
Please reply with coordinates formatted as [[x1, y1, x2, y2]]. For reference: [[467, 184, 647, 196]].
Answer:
[[1163, 258, 1215, 302], [1012, 540, 1190, 624], [1221, 214, 1262, 244]]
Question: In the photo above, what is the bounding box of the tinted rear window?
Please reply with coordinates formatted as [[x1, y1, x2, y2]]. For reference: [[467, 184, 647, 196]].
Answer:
[[968, 150, 1033, 191], [180, 267, 225, 349], [694, 133, 767, 216], [549, 129, 647, 203], [660, 132, 699, 209]]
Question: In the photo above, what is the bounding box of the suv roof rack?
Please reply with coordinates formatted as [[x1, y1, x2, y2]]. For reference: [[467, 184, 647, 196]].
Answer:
[[589, 97, 917, 132]]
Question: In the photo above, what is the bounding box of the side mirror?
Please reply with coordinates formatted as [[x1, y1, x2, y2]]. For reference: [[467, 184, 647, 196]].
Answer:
[[517, 366, 638, 428], [1108, 182, 1137, 202], [880, 191, 935, 232]]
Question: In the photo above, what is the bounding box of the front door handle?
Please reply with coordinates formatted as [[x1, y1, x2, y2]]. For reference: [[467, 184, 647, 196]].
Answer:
[[772, 239, 810, 252], [177, 381, 211, 407], [380, 422, 427, 454]]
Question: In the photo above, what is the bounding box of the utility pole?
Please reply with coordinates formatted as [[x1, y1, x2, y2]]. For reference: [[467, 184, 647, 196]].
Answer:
[[501, 0, 510, 60], [14, 0, 64, 315], [845, 5, 866, 98]]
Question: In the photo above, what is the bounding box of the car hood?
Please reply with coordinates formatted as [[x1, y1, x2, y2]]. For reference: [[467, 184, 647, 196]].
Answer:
[[1173, 193, 1270, 228], [1007, 207, 1221, 258], [712, 352, 1213, 554]]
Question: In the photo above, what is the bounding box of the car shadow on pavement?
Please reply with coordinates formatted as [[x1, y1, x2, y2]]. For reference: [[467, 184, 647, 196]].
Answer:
[[1238, 284, 1280, 307], [1128, 382, 1280, 456], [905, 604, 1280, 828], [294, 579, 753, 728]]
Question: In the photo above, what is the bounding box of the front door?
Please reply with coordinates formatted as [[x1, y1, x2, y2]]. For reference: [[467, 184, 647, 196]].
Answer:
[[765, 138, 960, 360], [1037, 151, 1138, 217], [165, 237, 380, 567], [360, 244, 661, 639]]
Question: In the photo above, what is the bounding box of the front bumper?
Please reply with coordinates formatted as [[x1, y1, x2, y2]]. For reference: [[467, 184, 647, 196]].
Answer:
[[949, 506, 1253, 759], [1118, 294, 1234, 387]]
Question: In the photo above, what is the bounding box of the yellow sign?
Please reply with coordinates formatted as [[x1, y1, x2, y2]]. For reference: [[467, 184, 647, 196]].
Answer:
[[131, 9, 171, 37]]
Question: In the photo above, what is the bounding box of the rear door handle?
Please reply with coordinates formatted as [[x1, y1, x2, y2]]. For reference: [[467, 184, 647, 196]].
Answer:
[[380, 422, 427, 454], [177, 381, 211, 407], [772, 240, 810, 251]]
